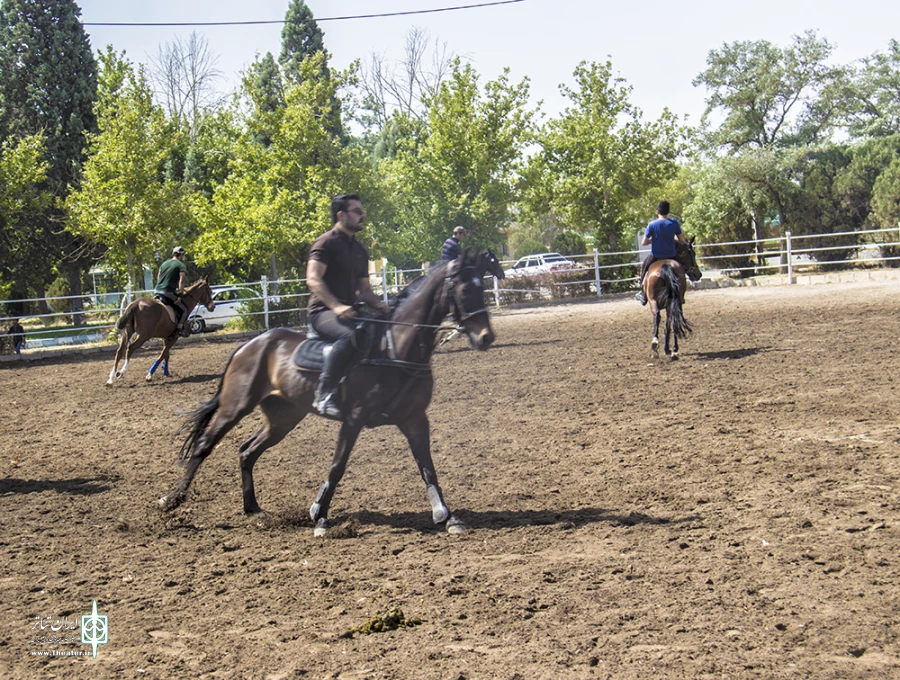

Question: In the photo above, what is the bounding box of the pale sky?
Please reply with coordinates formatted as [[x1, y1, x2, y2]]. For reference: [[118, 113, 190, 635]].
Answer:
[[78, 0, 900, 126]]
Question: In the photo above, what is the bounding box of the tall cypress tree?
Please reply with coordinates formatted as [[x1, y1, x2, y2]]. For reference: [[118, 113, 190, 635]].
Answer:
[[0, 0, 98, 319], [278, 0, 342, 138], [279, 0, 326, 83]]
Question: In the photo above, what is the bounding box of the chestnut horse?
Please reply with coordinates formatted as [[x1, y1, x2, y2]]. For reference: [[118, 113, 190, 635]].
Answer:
[[643, 239, 701, 360], [159, 250, 496, 536], [107, 278, 215, 384]]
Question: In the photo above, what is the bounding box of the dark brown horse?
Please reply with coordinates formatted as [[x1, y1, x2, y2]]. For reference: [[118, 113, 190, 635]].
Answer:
[[643, 239, 701, 360], [159, 250, 496, 536], [107, 278, 215, 385]]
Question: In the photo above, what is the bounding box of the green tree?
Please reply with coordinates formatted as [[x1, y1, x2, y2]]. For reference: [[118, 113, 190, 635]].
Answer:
[[66, 49, 193, 289], [539, 60, 684, 252], [279, 0, 341, 138], [279, 0, 326, 82], [375, 61, 535, 267], [871, 155, 900, 231], [550, 231, 587, 256], [694, 31, 846, 151], [246, 52, 284, 147], [0, 134, 51, 308], [848, 39, 900, 139], [194, 54, 363, 280], [0, 0, 97, 318], [683, 161, 759, 273]]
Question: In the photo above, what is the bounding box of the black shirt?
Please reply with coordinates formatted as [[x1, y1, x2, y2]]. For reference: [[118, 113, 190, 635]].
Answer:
[[307, 226, 370, 316]]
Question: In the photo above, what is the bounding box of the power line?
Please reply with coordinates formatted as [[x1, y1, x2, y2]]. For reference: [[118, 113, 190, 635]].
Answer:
[[83, 0, 526, 27]]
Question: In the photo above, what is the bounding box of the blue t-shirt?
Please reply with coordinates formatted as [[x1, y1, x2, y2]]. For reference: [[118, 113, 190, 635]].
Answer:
[[644, 218, 682, 259]]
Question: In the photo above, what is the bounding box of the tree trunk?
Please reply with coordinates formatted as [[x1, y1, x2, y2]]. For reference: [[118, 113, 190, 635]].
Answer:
[[271, 252, 279, 295], [750, 208, 762, 272], [35, 285, 51, 318], [65, 262, 86, 327]]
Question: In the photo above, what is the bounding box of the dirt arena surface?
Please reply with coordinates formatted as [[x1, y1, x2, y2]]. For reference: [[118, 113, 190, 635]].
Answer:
[[1, 280, 899, 679]]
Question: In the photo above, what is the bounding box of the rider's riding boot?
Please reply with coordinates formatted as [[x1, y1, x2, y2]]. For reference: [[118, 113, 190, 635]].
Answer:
[[175, 305, 190, 337], [313, 336, 353, 420], [635, 288, 647, 305]]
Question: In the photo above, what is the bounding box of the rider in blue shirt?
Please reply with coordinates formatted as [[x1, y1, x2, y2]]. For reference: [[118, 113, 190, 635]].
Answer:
[[635, 201, 686, 305], [441, 226, 467, 262]]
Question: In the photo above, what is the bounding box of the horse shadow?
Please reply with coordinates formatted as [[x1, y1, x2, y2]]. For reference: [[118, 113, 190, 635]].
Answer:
[[167, 373, 222, 385], [352, 507, 701, 533], [0, 475, 116, 497], [690, 346, 775, 361], [440, 338, 563, 354]]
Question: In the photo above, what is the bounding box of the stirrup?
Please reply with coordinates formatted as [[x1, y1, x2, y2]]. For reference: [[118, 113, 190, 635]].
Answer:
[[635, 291, 647, 305]]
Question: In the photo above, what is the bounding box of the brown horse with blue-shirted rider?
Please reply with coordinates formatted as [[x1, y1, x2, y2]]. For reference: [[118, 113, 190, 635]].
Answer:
[[159, 249, 497, 537], [107, 278, 215, 384], [643, 239, 701, 360]]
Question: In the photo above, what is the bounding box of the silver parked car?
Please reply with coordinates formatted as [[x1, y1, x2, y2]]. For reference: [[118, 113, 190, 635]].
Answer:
[[188, 286, 259, 333], [504, 252, 578, 278]]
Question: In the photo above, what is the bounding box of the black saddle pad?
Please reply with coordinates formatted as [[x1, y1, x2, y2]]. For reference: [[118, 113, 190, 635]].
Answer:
[[292, 338, 331, 371], [291, 321, 385, 371]]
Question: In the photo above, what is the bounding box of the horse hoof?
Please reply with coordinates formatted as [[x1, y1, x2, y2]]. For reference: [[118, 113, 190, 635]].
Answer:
[[158, 495, 177, 512], [313, 518, 329, 537], [427, 485, 449, 524], [446, 515, 466, 535]]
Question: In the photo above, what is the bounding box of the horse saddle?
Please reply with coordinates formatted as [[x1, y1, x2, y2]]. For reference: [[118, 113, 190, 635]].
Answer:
[[291, 321, 383, 372], [153, 295, 179, 325]]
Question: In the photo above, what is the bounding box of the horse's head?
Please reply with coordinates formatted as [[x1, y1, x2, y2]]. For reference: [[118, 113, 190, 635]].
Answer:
[[446, 249, 496, 350], [477, 248, 506, 281], [187, 277, 216, 312], [677, 238, 702, 282]]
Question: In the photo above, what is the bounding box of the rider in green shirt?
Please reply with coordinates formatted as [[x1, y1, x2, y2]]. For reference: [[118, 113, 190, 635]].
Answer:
[[155, 246, 190, 337]]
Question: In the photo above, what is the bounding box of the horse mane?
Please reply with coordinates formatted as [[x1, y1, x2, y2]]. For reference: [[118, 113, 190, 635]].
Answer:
[[392, 261, 451, 316]]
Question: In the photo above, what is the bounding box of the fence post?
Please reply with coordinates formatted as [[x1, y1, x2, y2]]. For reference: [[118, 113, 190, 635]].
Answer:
[[125, 283, 132, 309], [785, 231, 794, 285], [381, 264, 388, 304], [261, 275, 269, 330], [593, 249, 602, 297], [493, 275, 501, 308]]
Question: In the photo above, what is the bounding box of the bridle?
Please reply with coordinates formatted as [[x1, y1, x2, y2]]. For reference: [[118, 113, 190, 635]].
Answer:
[[182, 281, 214, 312], [364, 260, 490, 365], [445, 269, 489, 324]]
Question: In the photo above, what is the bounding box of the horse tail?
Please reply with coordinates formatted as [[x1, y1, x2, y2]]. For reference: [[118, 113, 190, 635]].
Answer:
[[659, 264, 692, 339], [115, 301, 139, 331], [175, 347, 240, 463]]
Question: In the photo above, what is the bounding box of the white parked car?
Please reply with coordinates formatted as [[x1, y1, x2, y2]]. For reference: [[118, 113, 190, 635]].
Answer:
[[188, 286, 259, 333], [505, 252, 579, 278]]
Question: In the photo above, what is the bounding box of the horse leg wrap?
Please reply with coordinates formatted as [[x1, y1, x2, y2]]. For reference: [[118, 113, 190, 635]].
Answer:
[[149, 359, 162, 375], [427, 485, 449, 524], [163, 361, 170, 377]]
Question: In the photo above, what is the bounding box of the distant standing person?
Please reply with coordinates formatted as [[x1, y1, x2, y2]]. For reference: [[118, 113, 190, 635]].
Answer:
[[6, 318, 25, 355], [441, 226, 467, 262], [635, 201, 686, 305], [155, 246, 190, 337]]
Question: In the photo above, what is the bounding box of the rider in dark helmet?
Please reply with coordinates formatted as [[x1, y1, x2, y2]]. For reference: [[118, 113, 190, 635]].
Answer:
[[306, 194, 391, 420], [635, 201, 686, 305]]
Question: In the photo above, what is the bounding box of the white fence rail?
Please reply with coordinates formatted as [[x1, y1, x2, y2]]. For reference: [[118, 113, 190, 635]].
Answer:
[[3, 227, 899, 350]]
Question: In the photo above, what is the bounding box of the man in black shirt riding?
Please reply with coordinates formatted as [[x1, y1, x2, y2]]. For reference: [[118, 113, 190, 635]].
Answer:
[[306, 194, 390, 420]]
